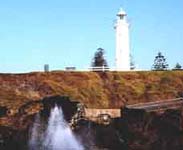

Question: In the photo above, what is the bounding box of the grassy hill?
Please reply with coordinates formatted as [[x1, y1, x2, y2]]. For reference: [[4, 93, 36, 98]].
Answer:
[[0, 71, 183, 111], [1, 70, 183, 147]]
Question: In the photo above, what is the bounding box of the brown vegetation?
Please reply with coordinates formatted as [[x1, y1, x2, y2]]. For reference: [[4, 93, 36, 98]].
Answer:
[[0, 71, 183, 111], [0, 71, 183, 149], [0, 70, 183, 128]]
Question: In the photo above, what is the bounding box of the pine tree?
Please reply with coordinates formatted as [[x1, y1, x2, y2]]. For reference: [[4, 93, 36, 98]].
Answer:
[[91, 48, 108, 67], [152, 52, 169, 71], [174, 63, 182, 70]]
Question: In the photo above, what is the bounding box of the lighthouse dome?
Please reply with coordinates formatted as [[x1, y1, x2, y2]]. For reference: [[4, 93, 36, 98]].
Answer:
[[117, 8, 127, 17]]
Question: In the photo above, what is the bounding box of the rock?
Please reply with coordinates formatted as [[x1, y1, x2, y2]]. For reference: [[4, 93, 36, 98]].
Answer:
[[0, 106, 7, 118]]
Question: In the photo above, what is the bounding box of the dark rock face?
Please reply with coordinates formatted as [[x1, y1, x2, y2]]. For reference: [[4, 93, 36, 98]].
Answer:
[[75, 119, 127, 150], [0, 106, 7, 118], [1, 99, 183, 150], [122, 108, 183, 150], [0, 126, 29, 150], [41, 95, 79, 122], [75, 108, 183, 150], [0, 96, 79, 150]]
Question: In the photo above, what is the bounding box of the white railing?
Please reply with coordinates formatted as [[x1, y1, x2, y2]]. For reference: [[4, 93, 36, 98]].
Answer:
[[127, 97, 183, 110], [62, 66, 144, 72], [88, 66, 110, 72]]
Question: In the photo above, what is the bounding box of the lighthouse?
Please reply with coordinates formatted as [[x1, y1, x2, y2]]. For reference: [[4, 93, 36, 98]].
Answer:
[[115, 8, 130, 71]]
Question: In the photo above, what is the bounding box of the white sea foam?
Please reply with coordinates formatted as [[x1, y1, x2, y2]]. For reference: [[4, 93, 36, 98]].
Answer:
[[29, 106, 84, 150]]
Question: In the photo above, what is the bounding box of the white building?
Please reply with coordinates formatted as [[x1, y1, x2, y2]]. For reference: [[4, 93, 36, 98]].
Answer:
[[114, 8, 130, 71]]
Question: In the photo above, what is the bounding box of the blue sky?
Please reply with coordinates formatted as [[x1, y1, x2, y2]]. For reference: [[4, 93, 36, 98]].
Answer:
[[0, 0, 183, 72]]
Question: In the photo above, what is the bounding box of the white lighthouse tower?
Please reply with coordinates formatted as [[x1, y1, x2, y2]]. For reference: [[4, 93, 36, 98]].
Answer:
[[115, 8, 130, 71]]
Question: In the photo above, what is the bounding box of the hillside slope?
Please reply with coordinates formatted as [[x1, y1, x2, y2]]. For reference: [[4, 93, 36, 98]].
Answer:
[[1, 71, 183, 149], [0, 71, 183, 111]]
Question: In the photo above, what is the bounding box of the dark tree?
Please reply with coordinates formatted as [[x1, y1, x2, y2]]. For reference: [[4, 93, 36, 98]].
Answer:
[[174, 63, 182, 70], [91, 48, 108, 67], [152, 52, 169, 71]]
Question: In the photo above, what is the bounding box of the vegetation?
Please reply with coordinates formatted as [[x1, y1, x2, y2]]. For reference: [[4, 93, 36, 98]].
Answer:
[[91, 48, 108, 67], [152, 52, 169, 71], [173, 63, 182, 70], [0, 71, 183, 110]]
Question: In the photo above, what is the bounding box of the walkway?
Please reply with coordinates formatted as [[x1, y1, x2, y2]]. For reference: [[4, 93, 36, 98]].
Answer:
[[127, 98, 183, 112]]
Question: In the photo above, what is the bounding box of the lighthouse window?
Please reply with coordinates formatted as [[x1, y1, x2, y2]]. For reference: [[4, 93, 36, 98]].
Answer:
[[120, 16, 123, 20]]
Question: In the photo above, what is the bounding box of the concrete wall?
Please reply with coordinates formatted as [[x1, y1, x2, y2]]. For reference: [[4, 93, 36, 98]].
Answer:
[[85, 108, 121, 119]]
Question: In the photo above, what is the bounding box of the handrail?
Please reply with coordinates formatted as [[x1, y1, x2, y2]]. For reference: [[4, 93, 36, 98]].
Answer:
[[88, 66, 110, 72], [127, 97, 183, 108], [127, 97, 183, 112], [139, 100, 183, 109]]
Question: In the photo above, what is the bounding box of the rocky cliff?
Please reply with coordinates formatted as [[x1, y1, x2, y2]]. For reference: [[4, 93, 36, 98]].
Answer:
[[0, 70, 183, 149], [0, 70, 183, 128]]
